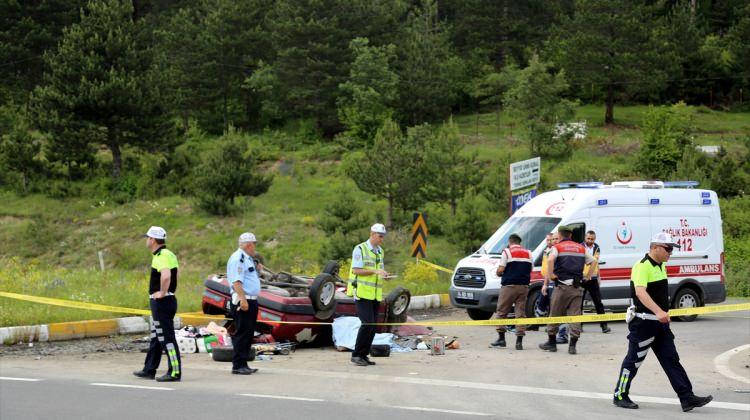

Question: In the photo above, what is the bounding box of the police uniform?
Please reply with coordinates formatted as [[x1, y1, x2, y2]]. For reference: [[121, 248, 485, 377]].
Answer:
[[347, 239, 384, 364], [142, 246, 181, 380], [490, 243, 532, 349], [227, 246, 260, 372], [613, 241, 712, 411], [540, 235, 595, 353]]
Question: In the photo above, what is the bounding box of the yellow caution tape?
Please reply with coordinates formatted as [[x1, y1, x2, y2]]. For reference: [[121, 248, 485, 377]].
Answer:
[[418, 259, 454, 274], [1, 291, 748, 327], [0, 291, 227, 321]]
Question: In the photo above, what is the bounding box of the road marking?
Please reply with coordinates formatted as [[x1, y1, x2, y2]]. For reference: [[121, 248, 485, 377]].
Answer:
[[261, 367, 750, 412], [0, 376, 41, 382], [239, 393, 325, 402], [90, 383, 174, 391], [394, 406, 491, 416], [714, 344, 750, 385]]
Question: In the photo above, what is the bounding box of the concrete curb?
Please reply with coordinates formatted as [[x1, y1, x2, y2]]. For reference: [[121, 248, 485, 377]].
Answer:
[[1, 293, 453, 345]]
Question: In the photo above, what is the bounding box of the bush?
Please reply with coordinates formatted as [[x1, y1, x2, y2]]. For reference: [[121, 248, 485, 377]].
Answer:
[[636, 103, 694, 179], [398, 261, 446, 296], [724, 236, 749, 297]]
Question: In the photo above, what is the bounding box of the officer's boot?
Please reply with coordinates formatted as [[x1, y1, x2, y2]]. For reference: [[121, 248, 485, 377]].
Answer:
[[601, 322, 611, 333], [515, 335, 523, 350], [568, 337, 578, 354], [490, 332, 506, 348], [538, 334, 557, 352]]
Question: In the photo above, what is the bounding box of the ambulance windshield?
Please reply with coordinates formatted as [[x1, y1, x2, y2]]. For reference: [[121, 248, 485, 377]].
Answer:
[[482, 217, 561, 255]]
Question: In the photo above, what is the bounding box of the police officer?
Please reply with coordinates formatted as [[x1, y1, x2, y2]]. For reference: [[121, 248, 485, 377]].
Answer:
[[489, 233, 532, 350], [536, 232, 558, 317], [581, 230, 610, 333], [539, 225, 595, 355], [613, 233, 713, 411], [133, 226, 181, 382], [347, 223, 390, 367], [227, 232, 261, 375]]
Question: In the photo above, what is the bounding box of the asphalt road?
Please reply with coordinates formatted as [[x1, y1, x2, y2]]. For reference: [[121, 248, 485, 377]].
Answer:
[[1, 307, 749, 420]]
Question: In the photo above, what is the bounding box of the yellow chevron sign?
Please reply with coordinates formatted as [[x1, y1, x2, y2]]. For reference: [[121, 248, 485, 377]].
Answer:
[[411, 212, 428, 258]]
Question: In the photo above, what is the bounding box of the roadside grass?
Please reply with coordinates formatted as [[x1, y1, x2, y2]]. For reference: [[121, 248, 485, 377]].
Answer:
[[1, 104, 748, 327]]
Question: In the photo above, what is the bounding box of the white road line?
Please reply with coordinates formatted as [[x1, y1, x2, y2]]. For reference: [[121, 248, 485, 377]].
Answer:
[[90, 383, 174, 391], [240, 393, 324, 402], [0, 376, 41, 382], [714, 344, 750, 385], [261, 367, 750, 412], [394, 406, 491, 416]]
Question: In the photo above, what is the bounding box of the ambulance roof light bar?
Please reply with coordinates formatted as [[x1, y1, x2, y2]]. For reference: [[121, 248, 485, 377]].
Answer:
[[557, 182, 604, 189], [663, 181, 700, 189]]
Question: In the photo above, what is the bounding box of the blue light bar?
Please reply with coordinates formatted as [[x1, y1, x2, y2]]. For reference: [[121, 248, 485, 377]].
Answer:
[[663, 181, 699, 188], [558, 182, 604, 189], [650, 199, 660, 205], [598, 199, 608, 206]]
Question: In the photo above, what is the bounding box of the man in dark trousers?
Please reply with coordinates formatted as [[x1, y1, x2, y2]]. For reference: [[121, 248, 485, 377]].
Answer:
[[227, 232, 261, 375], [346, 223, 390, 366], [582, 230, 610, 333], [133, 226, 181, 382], [613, 232, 713, 411], [539, 225, 595, 355], [489, 233, 533, 350]]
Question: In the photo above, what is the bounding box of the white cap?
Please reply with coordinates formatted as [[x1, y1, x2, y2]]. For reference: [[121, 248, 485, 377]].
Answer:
[[370, 223, 387, 235], [651, 232, 680, 248], [144, 226, 167, 240], [239, 232, 257, 244]]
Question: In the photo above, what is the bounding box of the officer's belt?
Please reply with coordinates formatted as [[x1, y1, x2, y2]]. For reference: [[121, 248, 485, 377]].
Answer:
[[149, 292, 175, 299]]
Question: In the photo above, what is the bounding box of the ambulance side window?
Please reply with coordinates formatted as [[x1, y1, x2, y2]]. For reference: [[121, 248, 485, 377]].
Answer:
[[568, 223, 586, 243]]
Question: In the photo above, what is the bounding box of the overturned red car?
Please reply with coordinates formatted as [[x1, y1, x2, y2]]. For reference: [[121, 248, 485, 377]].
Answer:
[[201, 261, 411, 345]]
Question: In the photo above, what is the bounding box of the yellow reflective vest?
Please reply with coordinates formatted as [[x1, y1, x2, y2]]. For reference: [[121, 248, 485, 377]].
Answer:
[[347, 241, 384, 301]]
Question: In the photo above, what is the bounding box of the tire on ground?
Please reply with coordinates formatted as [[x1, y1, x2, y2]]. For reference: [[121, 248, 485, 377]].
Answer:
[[385, 286, 411, 323], [211, 345, 255, 362], [309, 273, 337, 320]]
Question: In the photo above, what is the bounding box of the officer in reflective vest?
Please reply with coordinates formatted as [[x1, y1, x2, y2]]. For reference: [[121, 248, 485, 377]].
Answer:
[[133, 226, 181, 382], [613, 232, 712, 411], [539, 225, 595, 355], [347, 223, 390, 366]]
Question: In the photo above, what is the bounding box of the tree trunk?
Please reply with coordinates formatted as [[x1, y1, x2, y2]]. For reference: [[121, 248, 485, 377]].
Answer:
[[387, 197, 394, 229], [450, 198, 457, 216], [605, 83, 614, 125], [109, 143, 122, 179]]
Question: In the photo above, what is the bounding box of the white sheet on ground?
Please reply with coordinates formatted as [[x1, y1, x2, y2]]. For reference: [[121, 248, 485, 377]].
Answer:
[[331, 316, 394, 350]]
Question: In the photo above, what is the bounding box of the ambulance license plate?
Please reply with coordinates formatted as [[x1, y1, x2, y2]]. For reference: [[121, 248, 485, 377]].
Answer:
[[456, 291, 474, 299]]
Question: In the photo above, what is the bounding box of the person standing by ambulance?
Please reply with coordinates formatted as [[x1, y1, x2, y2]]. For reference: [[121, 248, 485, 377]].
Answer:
[[539, 225, 595, 355], [612, 233, 713, 411], [582, 230, 610, 333], [489, 234, 532, 350], [133, 226, 181, 382], [347, 223, 390, 367]]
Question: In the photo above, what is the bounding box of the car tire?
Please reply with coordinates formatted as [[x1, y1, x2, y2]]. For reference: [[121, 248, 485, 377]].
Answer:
[[385, 287, 411, 323], [524, 288, 542, 331], [309, 273, 337, 320], [673, 287, 700, 322], [467, 308, 493, 320], [322, 260, 341, 277], [212, 345, 255, 362]]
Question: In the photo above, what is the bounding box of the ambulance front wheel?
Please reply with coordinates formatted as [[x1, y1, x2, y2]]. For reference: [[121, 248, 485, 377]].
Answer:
[[673, 287, 700, 322]]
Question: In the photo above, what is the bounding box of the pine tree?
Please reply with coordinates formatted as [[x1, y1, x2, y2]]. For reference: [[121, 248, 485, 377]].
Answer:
[[32, 0, 174, 179]]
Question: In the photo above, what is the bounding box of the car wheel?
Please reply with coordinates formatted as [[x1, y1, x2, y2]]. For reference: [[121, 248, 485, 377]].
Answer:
[[524, 288, 542, 330], [322, 260, 341, 277], [385, 287, 411, 323], [673, 287, 700, 322], [310, 273, 337, 319], [467, 308, 493, 320]]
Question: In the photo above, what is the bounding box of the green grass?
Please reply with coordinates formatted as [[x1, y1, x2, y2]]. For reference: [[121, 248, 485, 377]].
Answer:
[[1, 104, 748, 327]]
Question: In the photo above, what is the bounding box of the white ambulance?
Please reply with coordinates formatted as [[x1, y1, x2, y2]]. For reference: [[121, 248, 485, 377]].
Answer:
[[448, 181, 726, 321]]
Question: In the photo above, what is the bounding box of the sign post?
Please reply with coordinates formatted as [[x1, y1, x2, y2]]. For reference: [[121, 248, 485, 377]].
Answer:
[[411, 212, 428, 258], [509, 157, 541, 216]]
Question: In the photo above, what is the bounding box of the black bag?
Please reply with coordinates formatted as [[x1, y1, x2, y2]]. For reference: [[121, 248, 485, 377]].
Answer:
[[370, 344, 390, 357]]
